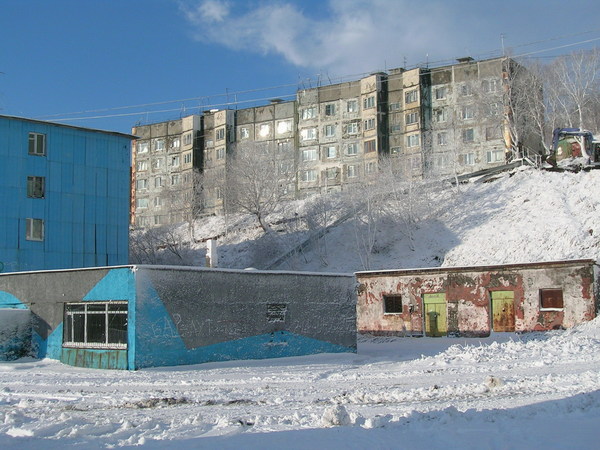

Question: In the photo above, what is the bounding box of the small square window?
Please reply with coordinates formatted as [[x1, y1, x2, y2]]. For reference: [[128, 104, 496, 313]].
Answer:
[[540, 289, 564, 309], [267, 303, 287, 323], [383, 295, 403, 314]]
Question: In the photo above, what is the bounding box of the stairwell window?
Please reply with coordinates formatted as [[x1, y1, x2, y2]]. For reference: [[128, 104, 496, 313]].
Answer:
[[28, 132, 46, 156], [63, 301, 128, 349], [26, 218, 44, 241], [486, 149, 504, 163], [27, 176, 45, 198]]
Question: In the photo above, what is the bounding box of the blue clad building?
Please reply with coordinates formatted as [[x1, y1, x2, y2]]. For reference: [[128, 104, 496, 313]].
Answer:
[[0, 115, 133, 273]]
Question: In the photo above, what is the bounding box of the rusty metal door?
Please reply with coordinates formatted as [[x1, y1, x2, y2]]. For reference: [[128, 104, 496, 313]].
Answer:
[[491, 291, 515, 332], [423, 293, 447, 337]]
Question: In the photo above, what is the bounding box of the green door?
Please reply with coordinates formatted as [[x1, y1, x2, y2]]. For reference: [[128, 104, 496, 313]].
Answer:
[[423, 293, 447, 337], [491, 291, 515, 332]]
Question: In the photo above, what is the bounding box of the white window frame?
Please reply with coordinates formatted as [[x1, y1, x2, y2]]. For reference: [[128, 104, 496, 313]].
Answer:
[[63, 301, 128, 350], [326, 146, 337, 159], [137, 141, 149, 154], [363, 96, 375, 109], [346, 142, 359, 156], [301, 128, 317, 141], [301, 169, 317, 182], [405, 112, 419, 125], [347, 165, 358, 178], [324, 124, 336, 137], [302, 149, 317, 162], [347, 99, 359, 113], [26, 218, 44, 241], [28, 132, 46, 156], [406, 134, 420, 148]]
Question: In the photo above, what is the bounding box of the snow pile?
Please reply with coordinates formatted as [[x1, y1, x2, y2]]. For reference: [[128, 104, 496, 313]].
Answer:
[[2, 319, 600, 447], [189, 167, 600, 272]]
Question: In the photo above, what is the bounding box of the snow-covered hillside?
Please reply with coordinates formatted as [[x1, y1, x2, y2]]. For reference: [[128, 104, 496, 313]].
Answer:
[[2, 319, 600, 448], [189, 167, 600, 272]]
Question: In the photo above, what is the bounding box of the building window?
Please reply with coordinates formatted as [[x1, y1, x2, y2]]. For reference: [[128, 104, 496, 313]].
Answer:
[[216, 147, 225, 160], [205, 139, 214, 148], [390, 124, 401, 133], [326, 146, 337, 159], [216, 128, 225, 141], [482, 79, 500, 93], [437, 132, 448, 146], [278, 141, 291, 152], [346, 142, 359, 156], [171, 137, 180, 149], [302, 149, 317, 161], [347, 99, 359, 113], [240, 127, 250, 139], [266, 303, 287, 323], [154, 196, 162, 207], [277, 120, 292, 134], [324, 124, 336, 137], [347, 122, 359, 134], [154, 176, 163, 188], [364, 139, 376, 153], [406, 134, 420, 148], [28, 132, 46, 156], [184, 152, 193, 164], [486, 149, 504, 163], [137, 141, 149, 154], [405, 112, 419, 125], [405, 90, 418, 104], [301, 107, 317, 120], [434, 107, 448, 123], [135, 178, 147, 190], [301, 128, 317, 141], [27, 176, 45, 198], [154, 139, 165, 152], [364, 118, 376, 131], [170, 155, 180, 167], [462, 128, 474, 143], [365, 161, 376, 174], [26, 218, 44, 241], [325, 104, 336, 116], [435, 87, 447, 100], [301, 169, 317, 182], [171, 174, 180, 185], [383, 294, 403, 314], [436, 153, 450, 168], [137, 161, 148, 171], [183, 132, 193, 146], [460, 84, 473, 97], [258, 123, 271, 138], [347, 165, 358, 178], [390, 146, 402, 155], [136, 198, 148, 208], [463, 152, 475, 165], [486, 126, 502, 140], [540, 289, 564, 309], [326, 168, 338, 180], [363, 96, 375, 109], [461, 105, 475, 120], [63, 301, 128, 349], [389, 102, 401, 111]]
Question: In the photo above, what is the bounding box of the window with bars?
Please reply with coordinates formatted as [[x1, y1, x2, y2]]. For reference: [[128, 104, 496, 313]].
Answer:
[[383, 295, 403, 314], [63, 302, 128, 349]]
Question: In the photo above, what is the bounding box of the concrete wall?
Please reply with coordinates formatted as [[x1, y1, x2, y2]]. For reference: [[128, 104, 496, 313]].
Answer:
[[0, 265, 357, 370], [133, 266, 357, 369], [356, 260, 596, 337]]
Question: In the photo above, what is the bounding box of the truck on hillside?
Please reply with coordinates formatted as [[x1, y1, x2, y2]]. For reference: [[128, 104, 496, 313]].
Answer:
[[546, 127, 600, 169]]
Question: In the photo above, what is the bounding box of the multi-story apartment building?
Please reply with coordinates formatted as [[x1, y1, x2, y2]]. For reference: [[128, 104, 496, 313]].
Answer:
[[131, 115, 202, 227], [131, 56, 540, 228], [0, 115, 132, 272]]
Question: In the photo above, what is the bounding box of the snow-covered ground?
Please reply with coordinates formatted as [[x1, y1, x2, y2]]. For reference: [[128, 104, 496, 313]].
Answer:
[[2, 320, 600, 448], [3, 167, 600, 448]]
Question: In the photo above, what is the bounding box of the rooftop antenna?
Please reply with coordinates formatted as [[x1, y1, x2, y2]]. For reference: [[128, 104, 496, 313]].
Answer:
[[501, 33, 506, 56]]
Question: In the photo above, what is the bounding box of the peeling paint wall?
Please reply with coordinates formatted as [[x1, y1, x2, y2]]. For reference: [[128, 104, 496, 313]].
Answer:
[[356, 260, 595, 337]]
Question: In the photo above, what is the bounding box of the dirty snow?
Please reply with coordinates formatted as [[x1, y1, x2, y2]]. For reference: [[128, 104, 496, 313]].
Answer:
[[3, 167, 600, 448]]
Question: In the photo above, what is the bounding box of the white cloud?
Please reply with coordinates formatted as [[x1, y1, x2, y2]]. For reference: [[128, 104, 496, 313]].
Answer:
[[182, 0, 469, 77]]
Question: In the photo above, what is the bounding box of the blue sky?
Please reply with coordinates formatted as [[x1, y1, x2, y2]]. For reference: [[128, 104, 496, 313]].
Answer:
[[1, 0, 599, 134]]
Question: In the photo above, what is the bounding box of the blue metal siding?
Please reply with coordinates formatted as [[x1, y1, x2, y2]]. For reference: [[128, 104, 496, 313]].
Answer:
[[0, 116, 131, 272]]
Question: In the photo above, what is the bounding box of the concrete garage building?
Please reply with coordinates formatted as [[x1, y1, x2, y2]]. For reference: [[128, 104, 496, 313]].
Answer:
[[356, 259, 596, 337], [0, 266, 357, 369]]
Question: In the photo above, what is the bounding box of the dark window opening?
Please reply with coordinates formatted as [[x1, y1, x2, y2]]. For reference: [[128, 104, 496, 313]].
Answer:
[[64, 301, 128, 349], [384, 295, 403, 314], [540, 289, 564, 309], [267, 303, 287, 323]]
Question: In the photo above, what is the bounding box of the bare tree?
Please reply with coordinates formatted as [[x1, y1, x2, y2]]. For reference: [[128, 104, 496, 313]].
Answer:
[[225, 141, 297, 233]]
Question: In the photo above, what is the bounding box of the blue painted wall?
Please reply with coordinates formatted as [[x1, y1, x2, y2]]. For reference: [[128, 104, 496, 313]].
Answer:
[[0, 116, 132, 273]]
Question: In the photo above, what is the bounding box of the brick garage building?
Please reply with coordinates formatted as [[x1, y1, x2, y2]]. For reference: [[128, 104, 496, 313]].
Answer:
[[356, 259, 596, 337]]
